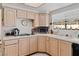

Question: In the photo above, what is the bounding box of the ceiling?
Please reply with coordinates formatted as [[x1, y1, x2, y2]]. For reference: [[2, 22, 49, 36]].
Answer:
[[23, 3, 72, 13], [2, 3, 73, 13], [24, 3, 44, 8], [35, 3, 72, 13]]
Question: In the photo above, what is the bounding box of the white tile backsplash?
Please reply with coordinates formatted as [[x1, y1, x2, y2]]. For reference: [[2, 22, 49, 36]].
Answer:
[[3, 18, 32, 36], [16, 18, 32, 34]]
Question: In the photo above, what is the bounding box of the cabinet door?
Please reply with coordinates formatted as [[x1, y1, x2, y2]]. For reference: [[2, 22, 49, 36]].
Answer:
[[39, 14, 46, 26], [33, 13, 39, 27], [30, 36, 37, 54], [4, 8, 16, 26], [59, 40, 72, 56], [19, 37, 29, 56], [46, 37, 50, 54], [38, 36, 46, 52], [30, 12, 35, 19], [27, 11, 35, 19], [39, 13, 49, 26], [49, 38, 58, 56], [16, 10, 26, 18], [5, 44, 18, 56]]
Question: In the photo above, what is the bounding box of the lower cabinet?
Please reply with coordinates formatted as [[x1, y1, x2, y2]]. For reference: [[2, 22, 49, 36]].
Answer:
[[3, 36, 72, 56], [19, 37, 29, 56], [59, 40, 72, 56], [37, 36, 46, 52], [46, 37, 50, 54], [29, 36, 37, 54], [4, 40, 18, 56], [49, 37, 58, 56], [5, 44, 18, 56]]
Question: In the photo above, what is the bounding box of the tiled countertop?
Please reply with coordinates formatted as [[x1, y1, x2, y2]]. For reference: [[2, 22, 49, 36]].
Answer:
[[3, 34, 79, 44]]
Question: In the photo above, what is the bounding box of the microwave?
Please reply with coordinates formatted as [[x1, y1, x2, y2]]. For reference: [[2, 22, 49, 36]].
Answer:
[[33, 26, 49, 34]]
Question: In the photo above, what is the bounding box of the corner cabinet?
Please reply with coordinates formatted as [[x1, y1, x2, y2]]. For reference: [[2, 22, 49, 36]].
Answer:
[[39, 13, 49, 26], [19, 37, 29, 56], [3, 8, 16, 27], [59, 40, 72, 56]]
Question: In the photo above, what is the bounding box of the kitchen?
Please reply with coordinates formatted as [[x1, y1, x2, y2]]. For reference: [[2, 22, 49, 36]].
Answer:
[[0, 3, 79, 56]]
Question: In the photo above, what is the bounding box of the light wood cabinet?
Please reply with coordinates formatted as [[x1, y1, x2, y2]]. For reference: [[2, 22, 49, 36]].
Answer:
[[37, 36, 46, 52], [33, 13, 39, 27], [5, 44, 18, 56], [29, 36, 37, 54], [46, 37, 50, 54], [3, 36, 72, 56], [3, 8, 16, 26], [19, 37, 29, 56], [16, 10, 27, 18], [27, 11, 35, 19], [39, 13, 49, 26], [49, 38, 58, 56], [4, 40, 18, 56], [59, 40, 72, 56]]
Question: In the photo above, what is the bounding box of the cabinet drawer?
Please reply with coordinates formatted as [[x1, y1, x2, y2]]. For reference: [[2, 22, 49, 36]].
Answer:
[[4, 40, 18, 45]]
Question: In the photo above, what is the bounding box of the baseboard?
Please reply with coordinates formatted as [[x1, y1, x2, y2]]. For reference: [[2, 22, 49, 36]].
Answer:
[[27, 52, 38, 56], [37, 52, 51, 56], [27, 51, 51, 56]]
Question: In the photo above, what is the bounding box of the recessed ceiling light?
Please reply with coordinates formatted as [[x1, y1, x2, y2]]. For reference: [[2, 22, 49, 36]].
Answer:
[[24, 3, 44, 8]]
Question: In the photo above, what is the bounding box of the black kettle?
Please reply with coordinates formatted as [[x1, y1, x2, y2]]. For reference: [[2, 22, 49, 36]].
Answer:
[[11, 28, 20, 36]]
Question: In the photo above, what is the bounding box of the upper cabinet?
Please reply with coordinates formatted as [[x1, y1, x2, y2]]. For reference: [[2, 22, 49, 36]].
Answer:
[[39, 13, 49, 26], [17, 10, 35, 19], [16, 10, 27, 19], [3, 8, 16, 27], [3, 7, 49, 27], [27, 11, 35, 19], [33, 13, 39, 27]]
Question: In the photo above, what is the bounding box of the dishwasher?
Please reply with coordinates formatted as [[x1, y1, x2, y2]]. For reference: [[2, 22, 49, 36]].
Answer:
[[72, 43, 79, 56]]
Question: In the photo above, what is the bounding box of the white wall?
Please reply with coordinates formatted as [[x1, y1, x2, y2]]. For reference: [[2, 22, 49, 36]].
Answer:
[[52, 9, 79, 22], [53, 29, 79, 38], [52, 6, 79, 38]]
